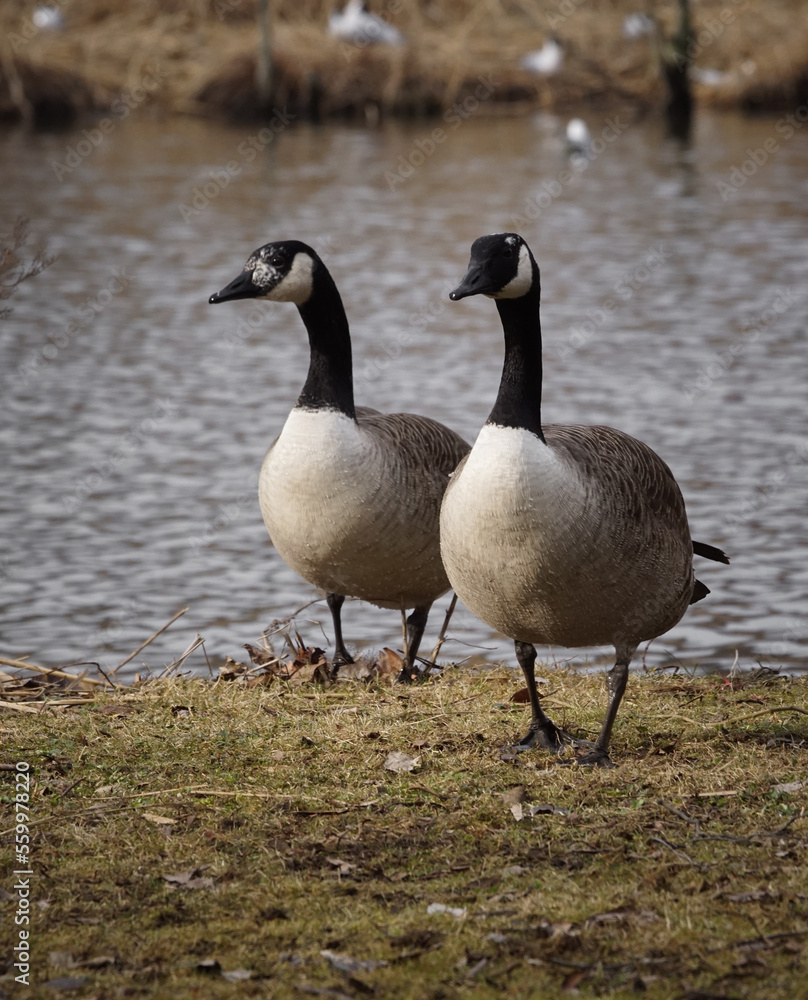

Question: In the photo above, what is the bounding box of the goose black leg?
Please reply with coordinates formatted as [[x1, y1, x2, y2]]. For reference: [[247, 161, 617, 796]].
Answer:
[[569, 643, 636, 768], [509, 641, 566, 752], [396, 603, 431, 683], [507, 641, 594, 756], [327, 592, 354, 676]]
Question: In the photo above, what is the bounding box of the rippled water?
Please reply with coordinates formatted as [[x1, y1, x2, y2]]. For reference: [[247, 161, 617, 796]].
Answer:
[[1, 107, 806, 678]]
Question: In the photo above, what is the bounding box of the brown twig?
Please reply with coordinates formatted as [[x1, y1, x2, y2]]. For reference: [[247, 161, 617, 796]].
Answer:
[[111, 607, 189, 674], [703, 705, 808, 726], [0, 655, 106, 686], [428, 592, 458, 666]]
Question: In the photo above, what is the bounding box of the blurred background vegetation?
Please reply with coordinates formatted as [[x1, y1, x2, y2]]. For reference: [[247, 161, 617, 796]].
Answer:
[[1, 0, 806, 128]]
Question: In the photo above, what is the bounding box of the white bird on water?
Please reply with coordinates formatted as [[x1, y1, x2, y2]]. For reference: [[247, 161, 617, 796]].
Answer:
[[622, 12, 655, 40], [565, 118, 592, 158], [328, 0, 405, 47], [33, 5, 65, 30], [521, 37, 564, 76]]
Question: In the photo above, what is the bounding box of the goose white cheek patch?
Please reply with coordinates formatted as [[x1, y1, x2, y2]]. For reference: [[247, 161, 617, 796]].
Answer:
[[493, 244, 533, 299], [268, 252, 315, 304]]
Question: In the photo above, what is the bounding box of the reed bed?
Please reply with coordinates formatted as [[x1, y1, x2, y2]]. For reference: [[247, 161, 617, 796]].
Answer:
[[1, 0, 806, 126]]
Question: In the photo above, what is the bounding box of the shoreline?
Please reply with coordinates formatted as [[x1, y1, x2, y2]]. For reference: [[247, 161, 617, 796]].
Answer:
[[1, 1, 806, 128]]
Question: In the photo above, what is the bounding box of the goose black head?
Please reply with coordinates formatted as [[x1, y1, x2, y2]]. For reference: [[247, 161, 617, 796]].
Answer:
[[450, 233, 538, 302], [209, 240, 318, 307]]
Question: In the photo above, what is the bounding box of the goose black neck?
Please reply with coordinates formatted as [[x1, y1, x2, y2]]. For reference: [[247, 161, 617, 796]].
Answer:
[[486, 284, 545, 441], [296, 264, 356, 419]]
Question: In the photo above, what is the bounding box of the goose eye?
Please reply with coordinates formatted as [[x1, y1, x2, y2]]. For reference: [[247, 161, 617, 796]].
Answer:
[[503, 248, 513, 258], [270, 256, 283, 267]]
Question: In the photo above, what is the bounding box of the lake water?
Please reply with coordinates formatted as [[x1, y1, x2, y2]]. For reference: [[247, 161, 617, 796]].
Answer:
[[1, 105, 806, 679]]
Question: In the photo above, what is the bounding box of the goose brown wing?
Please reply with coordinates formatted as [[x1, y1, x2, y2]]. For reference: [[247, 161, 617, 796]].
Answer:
[[543, 423, 691, 537], [356, 408, 470, 479]]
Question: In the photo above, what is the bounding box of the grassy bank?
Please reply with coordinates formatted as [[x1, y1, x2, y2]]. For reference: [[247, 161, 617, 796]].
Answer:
[[1, 1, 807, 126], [2, 660, 807, 998]]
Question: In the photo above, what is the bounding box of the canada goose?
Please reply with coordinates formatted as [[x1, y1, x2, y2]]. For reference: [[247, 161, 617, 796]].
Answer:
[[440, 233, 728, 766], [328, 0, 405, 47], [209, 240, 469, 679]]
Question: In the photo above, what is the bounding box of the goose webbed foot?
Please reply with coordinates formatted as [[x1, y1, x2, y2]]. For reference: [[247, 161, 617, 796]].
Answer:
[[562, 747, 616, 769], [329, 649, 355, 681], [395, 663, 425, 684], [504, 721, 594, 758], [510, 716, 566, 754]]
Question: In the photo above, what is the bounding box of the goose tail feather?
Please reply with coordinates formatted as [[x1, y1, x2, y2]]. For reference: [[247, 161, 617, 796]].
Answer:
[[693, 540, 730, 564]]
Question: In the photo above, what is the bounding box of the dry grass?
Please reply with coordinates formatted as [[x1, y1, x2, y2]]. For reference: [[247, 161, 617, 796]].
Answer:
[[1, 0, 806, 125], [2, 652, 807, 998]]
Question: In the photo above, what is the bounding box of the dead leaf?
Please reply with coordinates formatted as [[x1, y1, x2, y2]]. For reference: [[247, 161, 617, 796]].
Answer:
[[376, 647, 403, 681], [163, 868, 215, 890], [42, 977, 88, 991], [561, 968, 587, 991], [723, 890, 778, 903], [142, 812, 176, 825], [95, 704, 140, 717], [222, 968, 252, 982], [171, 705, 192, 718], [244, 643, 276, 666], [48, 951, 77, 968], [321, 950, 389, 974], [500, 786, 526, 807], [427, 902, 467, 919], [389, 929, 444, 949], [82, 956, 116, 968], [585, 908, 660, 927], [511, 687, 531, 703], [219, 657, 248, 680], [385, 750, 420, 773], [509, 798, 568, 821], [502, 865, 529, 876], [326, 857, 357, 875], [773, 780, 805, 793]]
